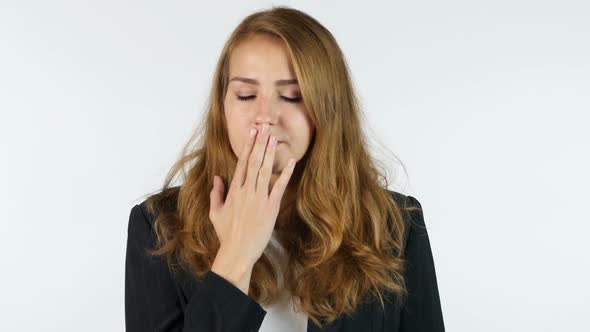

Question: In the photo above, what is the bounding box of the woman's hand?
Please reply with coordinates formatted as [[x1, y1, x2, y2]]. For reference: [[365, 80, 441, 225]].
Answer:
[[208, 123, 296, 294]]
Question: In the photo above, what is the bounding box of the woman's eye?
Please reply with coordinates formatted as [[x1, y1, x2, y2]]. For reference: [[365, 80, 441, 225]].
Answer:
[[281, 96, 303, 103], [236, 95, 303, 103]]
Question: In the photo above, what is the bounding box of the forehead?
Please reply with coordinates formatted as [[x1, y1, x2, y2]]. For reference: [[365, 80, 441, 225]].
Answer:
[[228, 34, 296, 78]]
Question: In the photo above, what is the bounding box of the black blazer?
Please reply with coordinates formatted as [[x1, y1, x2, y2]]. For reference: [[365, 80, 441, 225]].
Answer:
[[125, 190, 445, 331]]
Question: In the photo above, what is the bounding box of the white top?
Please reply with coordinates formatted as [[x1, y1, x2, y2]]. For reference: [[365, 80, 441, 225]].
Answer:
[[259, 231, 308, 332]]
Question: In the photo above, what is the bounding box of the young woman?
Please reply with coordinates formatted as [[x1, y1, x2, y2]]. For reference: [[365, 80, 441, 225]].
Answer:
[[125, 6, 445, 332]]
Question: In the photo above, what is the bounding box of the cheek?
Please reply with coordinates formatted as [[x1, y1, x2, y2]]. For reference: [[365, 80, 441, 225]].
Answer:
[[226, 127, 242, 156], [291, 115, 314, 144], [224, 111, 250, 156]]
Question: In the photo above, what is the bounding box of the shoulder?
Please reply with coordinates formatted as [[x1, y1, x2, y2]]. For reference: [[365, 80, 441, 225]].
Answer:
[[384, 189, 428, 248], [129, 185, 181, 228], [137, 199, 156, 226], [126, 202, 156, 248], [128, 199, 156, 228], [385, 189, 420, 207], [127, 185, 183, 249], [385, 189, 425, 224]]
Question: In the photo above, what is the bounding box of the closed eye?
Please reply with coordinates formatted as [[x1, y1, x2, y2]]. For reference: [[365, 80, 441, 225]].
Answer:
[[237, 95, 303, 103]]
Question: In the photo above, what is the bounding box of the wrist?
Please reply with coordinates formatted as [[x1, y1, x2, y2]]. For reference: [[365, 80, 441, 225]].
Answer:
[[211, 248, 254, 294]]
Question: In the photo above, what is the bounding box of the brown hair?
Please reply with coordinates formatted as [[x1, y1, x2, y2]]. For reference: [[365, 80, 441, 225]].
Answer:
[[140, 5, 416, 327]]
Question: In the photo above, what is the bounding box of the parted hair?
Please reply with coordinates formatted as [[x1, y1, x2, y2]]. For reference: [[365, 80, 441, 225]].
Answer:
[[141, 5, 418, 327]]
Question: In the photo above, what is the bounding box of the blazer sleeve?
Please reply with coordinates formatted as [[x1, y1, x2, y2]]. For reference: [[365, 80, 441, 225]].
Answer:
[[399, 196, 446, 332], [125, 203, 267, 332]]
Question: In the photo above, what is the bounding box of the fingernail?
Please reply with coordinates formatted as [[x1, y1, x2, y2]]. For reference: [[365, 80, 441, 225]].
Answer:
[[249, 128, 257, 138], [288, 158, 295, 167]]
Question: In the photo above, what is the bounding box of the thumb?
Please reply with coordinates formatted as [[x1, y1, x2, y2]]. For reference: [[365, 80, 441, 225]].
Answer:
[[209, 175, 225, 213]]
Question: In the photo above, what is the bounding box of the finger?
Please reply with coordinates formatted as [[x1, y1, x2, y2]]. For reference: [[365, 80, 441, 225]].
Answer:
[[256, 135, 277, 196], [231, 127, 257, 192], [245, 124, 271, 192], [209, 175, 225, 215], [269, 158, 296, 206]]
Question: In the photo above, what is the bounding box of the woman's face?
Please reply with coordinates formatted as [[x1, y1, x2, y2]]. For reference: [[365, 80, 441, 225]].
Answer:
[[224, 34, 315, 188]]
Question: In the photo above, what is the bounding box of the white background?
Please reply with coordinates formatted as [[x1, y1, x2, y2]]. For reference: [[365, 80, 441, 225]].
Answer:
[[1, 1, 589, 331]]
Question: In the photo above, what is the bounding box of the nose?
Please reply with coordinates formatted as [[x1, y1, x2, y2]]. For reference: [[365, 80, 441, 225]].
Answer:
[[253, 94, 278, 131]]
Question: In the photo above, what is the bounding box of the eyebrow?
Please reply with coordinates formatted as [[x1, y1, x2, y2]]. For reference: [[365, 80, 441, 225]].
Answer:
[[229, 76, 299, 86]]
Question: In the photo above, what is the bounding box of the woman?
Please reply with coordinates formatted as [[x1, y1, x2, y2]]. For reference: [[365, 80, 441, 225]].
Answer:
[[125, 6, 445, 332]]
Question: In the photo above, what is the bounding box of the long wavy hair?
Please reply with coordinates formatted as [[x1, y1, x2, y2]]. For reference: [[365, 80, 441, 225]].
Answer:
[[140, 5, 417, 327]]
